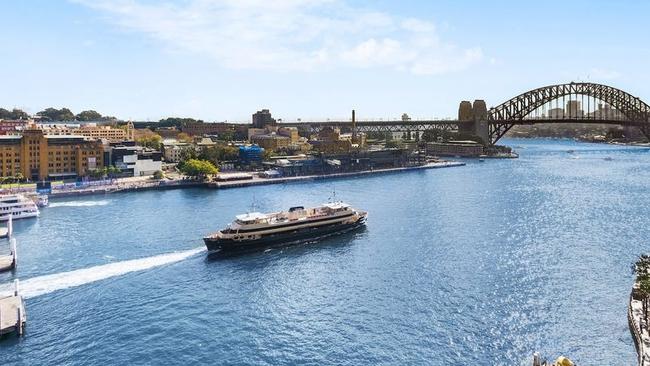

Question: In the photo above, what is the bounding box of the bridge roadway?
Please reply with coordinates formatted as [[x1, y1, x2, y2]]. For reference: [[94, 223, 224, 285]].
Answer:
[[279, 119, 464, 134], [279, 117, 639, 134]]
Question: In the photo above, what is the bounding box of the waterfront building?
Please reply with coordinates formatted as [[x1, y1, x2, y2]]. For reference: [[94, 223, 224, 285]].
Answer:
[[109, 142, 162, 176], [426, 141, 484, 157], [0, 127, 104, 180]]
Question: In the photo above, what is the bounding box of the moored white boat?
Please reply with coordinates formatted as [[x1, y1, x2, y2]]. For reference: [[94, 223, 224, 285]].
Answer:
[[0, 194, 39, 221]]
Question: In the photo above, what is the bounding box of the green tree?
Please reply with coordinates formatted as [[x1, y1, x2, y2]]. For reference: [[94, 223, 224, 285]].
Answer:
[[153, 170, 164, 180], [37, 107, 75, 121], [217, 130, 235, 142], [76, 110, 103, 121], [107, 165, 121, 177], [198, 145, 239, 166], [135, 134, 162, 150], [179, 146, 198, 161], [634, 255, 650, 325], [179, 159, 218, 178], [0, 108, 30, 120], [177, 132, 193, 143]]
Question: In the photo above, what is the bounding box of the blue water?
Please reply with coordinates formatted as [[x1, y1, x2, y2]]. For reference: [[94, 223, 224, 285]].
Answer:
[[1, 138, 649, 365]]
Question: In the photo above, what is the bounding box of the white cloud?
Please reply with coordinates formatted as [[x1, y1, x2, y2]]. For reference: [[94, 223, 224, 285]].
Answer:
[[70, 0, 484, 75]]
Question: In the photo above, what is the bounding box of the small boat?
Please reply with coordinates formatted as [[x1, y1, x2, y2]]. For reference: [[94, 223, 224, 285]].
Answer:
[[204, 202, 367, 252], [0, 194, 39, 221], [603, 156, 613, 161], [27, 194, 48, 207]]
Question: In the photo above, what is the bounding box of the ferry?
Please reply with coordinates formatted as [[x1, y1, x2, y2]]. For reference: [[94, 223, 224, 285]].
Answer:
[[204, 202, 367, 252], [0, 194, 40, 221]]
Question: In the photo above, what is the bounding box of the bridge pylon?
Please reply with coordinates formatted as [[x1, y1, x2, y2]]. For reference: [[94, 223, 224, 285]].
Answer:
[[458, 100, 490, 145]]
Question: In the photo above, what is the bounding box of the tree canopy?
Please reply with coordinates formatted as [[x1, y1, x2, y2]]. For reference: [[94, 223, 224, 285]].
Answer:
[[37, 107, 75, 121], [179, 159, 218, 177], [76, 110, 113, 121], [0, 108, 30, 120]]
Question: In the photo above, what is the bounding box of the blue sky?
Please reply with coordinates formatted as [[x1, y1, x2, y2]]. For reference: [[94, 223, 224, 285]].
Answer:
[[1, 0, 649, 122]]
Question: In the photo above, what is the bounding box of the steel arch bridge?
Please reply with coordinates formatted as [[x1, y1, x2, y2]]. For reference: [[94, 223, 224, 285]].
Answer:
[[278, 82, 650, 145], [487, 82, 650, 144]]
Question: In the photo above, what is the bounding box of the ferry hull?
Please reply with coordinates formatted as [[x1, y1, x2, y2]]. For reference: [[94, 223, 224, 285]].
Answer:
[[204, 219, 366, 252]]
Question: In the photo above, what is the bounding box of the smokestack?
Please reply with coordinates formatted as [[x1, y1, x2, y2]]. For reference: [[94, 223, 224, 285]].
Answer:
[[352, 109, 356, 143]]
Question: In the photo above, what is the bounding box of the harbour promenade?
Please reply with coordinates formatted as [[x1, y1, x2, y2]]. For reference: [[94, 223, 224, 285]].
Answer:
[[209, 161, 465, 189], [0, 161, 466, 198]]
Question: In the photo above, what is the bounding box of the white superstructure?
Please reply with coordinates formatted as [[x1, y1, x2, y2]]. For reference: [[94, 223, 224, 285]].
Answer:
[[0, 194, 39, 221]]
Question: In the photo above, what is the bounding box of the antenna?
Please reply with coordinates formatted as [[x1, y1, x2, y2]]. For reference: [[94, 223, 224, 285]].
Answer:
[[249, 194, 258, 213]]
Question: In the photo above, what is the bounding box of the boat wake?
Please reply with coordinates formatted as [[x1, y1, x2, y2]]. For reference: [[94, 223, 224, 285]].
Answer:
[[0, 247, 205, 298], [49, 200, 111, 208]]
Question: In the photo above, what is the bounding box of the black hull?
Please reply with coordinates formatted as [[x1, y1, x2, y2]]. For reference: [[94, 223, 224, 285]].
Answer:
[[204, 219, 366, 252]]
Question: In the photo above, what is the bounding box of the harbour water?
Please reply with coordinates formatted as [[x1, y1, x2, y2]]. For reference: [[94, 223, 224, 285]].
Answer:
[[1, 138, 650, 365]]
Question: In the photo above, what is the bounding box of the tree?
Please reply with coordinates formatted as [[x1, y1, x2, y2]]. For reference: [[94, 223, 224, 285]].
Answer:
[[37, 107, 75, 121], [134, 130, 163, 150], [0, 108, 30, 120], [198, 145, 239, 166], [634, 255, 650, 325], [107, 165, 121, 177], [76, 110, 103, 121], [179, 159, 218, 178], [153, 170, 164, 180], [177, 132, 193, 143], [179, 146, 198, 162], [217, 130, 235, 142]]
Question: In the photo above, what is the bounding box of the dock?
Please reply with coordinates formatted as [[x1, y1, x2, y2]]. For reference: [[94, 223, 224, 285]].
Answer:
[[208, 161, 466, 189], [0, 215, 11, 239], [0, 238, 17, 272], [0, 280, 26, 337]]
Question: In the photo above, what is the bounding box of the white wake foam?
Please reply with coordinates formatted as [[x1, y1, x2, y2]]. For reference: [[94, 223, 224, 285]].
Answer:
[[49, 200, 111, 208], [0, 247, 205, 298]]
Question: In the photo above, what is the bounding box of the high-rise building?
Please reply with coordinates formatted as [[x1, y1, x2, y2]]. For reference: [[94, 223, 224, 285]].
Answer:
[[252, 109, 276, 129]]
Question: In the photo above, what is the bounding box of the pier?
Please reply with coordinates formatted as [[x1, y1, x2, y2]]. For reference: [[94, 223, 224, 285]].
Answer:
[[0, 280, 26, 337], [209, 161, 465, 189], [0, 217, 15, 272]]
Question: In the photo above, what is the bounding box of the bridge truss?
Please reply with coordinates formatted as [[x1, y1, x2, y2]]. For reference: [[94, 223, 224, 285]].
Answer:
[[488, 82, 650, 143]]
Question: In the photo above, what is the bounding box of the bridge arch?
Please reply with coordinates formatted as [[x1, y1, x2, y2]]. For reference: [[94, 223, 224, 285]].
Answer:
[[487, 82, 650, 144]]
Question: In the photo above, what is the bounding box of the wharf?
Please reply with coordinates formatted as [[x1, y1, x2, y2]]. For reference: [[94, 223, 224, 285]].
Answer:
[[0, 280, 26, 337], [209, 161, 465, 189], [0, 239, 17, 272]]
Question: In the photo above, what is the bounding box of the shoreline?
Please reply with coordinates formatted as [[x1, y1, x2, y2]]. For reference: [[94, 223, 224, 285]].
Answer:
[[45, 161, 466, 198], [208, 161, 466, 189], [629, 283, 650, 366]]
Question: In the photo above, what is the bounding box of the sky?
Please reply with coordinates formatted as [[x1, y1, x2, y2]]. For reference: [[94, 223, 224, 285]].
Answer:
[[1, 0, 649, 122]]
